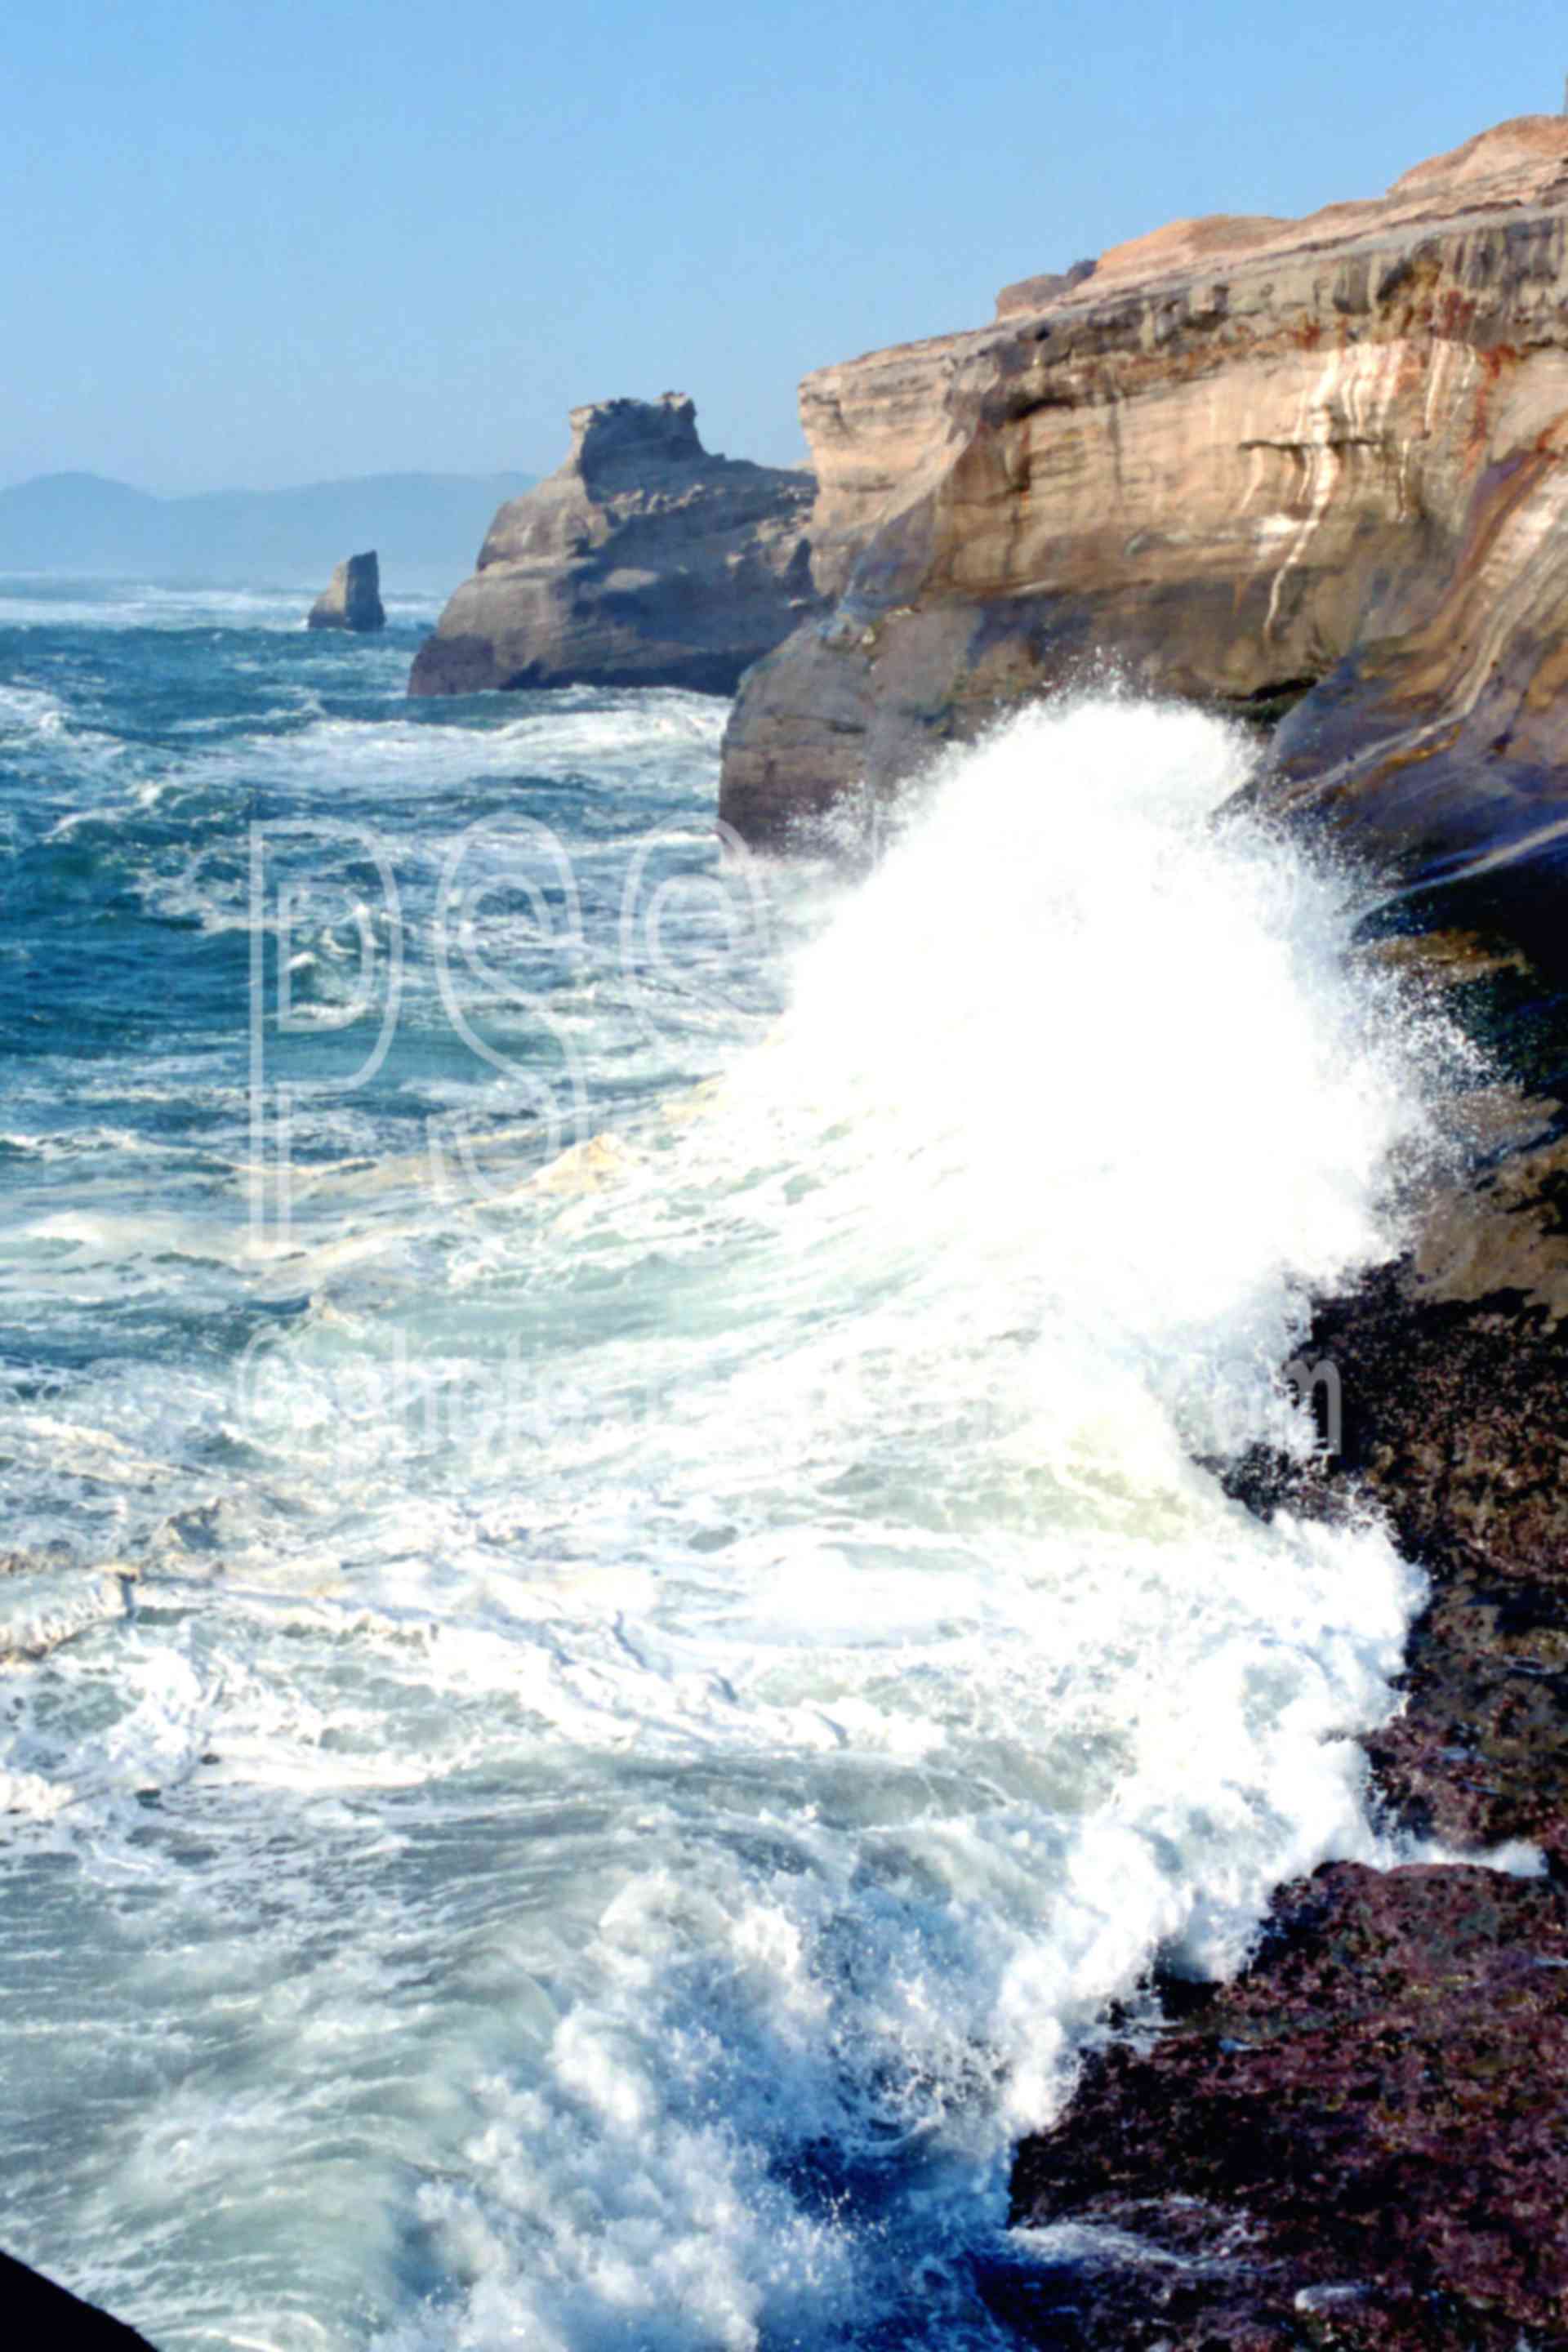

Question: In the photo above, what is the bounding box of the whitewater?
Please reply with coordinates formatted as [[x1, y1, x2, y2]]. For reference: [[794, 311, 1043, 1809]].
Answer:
[[0, 576, 1462, 2349]]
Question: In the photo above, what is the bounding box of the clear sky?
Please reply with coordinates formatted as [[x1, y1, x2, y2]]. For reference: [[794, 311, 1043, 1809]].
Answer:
[[5, 0, 1565, 493]]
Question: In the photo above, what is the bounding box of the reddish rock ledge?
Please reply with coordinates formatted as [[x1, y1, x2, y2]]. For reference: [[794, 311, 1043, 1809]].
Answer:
[[996, 1860, 1568, 2350], [997, 960, 1568, 2349]]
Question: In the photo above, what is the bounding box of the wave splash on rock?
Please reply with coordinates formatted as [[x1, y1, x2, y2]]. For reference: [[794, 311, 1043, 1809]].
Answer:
[[365, 696, 1459, 2348]]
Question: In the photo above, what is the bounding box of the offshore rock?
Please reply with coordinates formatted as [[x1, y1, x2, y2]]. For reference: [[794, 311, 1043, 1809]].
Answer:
[[408, 394, 822, 697], [307, 550, 385, 632], [720, 115, 1568, 873]]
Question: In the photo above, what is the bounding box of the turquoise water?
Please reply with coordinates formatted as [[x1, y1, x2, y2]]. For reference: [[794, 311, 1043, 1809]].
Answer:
[[1, 579, 1452, 2350]]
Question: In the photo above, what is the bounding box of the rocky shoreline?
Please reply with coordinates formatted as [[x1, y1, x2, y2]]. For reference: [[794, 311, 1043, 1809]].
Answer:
[[16, 113, 1568, 2351], [995, 935, 1568, 2347], [674, 127, 1568, 2331]]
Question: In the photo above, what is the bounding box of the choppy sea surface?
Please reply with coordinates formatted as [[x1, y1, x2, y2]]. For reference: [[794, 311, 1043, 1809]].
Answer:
[[1, 575, 1463, 2349]]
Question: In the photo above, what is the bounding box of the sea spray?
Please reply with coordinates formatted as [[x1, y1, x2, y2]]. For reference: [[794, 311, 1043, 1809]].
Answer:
[[0, 628, 1467, 2350], [360, 697, 1454, 2346]]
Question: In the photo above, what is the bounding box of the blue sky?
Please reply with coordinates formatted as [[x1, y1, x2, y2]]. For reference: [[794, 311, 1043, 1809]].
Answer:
[[5, 0, 1565, 492]]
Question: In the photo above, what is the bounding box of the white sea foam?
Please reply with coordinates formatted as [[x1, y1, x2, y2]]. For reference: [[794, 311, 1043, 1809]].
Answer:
[[0, 693, 1468, 2350], [0, 581, 442, 631], [345, 698, 1449, 2347], [0, 679, 68, 734], [180, 687, 730, 800]]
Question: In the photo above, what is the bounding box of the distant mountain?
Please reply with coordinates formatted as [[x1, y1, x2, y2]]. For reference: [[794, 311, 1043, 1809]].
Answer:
[[0, 470, 537, 586]]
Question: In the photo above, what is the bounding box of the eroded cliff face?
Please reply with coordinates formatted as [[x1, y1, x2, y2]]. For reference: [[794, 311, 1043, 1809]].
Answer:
[[721, 117, 1568, 890], [409, 394, 822, 698]]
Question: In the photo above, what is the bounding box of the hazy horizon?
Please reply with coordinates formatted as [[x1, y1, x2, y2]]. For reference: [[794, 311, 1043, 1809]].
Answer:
[[8, 0, 1568, 495], [0, 466, 536, 581], [0, 461, 537, 497]]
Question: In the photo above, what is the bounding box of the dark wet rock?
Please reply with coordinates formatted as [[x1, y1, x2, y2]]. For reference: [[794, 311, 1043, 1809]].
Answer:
[[1005, 942, 1568, 2349], [1363, 1540, 1568, 1873], [408, 394, 822, 698], [0, 2248, 158, 2346], [1000, 1860, 1568, 2350], [1224, 1107, 1568, 1868], [307, 550, 385, 632]]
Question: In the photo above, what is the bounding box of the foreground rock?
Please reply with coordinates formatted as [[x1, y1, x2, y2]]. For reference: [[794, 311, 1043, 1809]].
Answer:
[[308, 550, 385, 631], [721, 115, 1568, 880], [1226, 1061, 1568, 1874], [1000, 947, 1568, 2348], [408, 394, 821, 697], [999, 1862, 1568, 2350], [0, 2249, 158, 2346]]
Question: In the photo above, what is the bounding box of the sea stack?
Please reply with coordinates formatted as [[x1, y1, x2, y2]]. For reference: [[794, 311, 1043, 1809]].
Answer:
[[408, 394, 822, 697], [719, 113, 1568, 893], [308, 550, 385, 632]]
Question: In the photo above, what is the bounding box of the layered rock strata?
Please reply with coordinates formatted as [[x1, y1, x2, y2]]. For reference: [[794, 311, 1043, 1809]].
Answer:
[[307, 550, 385, 632], [408, 395, 821, 697], [720, 116, 1568, 886]]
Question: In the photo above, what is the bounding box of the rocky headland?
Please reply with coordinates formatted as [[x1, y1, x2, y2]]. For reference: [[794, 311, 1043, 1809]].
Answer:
[[408, 394, 821, 697], [706, 115, 1568, 2345], [307, 550, 385, 632], [720, 114, 1568, 909]]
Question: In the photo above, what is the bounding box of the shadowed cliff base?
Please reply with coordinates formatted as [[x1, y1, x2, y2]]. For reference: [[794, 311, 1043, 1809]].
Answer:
[[719, 115, 1568, 914], [408, 394, 822, 697]]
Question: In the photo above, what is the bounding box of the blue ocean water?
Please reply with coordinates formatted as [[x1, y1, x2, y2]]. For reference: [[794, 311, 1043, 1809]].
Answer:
[[0, 577, 1454, 2350]]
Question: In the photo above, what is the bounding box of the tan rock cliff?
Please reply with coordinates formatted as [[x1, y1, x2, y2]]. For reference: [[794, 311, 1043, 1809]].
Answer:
[[720, 118, 1568, 917]]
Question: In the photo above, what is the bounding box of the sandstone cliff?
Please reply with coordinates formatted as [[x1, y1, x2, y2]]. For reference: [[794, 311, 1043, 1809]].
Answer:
[[408, 395, 821, 697], [308, 550, 385, 631], [721, 117, 1568, 901]]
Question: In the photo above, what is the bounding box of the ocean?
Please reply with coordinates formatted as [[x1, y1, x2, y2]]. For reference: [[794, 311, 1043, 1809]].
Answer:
[[0, 575, 1462, 2349]]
